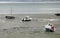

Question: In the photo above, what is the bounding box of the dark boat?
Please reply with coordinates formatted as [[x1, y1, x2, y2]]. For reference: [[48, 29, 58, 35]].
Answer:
[[55, 13, 60, 16], [5, 8, 15, 19], [5, 16, 15, 19]]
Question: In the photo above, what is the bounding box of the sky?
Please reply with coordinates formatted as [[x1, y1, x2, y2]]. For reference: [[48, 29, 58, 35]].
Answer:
[[0, 0, 60, 2]]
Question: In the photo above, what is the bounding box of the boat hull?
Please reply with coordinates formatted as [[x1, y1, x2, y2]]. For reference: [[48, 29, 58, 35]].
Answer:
[[45, 28, 54, 32], [5, 16, 15, 19], [55, 13, 60, 16], [22, 19, 31, 21]]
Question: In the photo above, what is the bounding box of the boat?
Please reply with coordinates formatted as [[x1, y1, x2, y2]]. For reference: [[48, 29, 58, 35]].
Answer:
[[5, 16, 15, 19], [55, 13, 60, 16], [44, 24, 56, 32], [22, 16, 32, 21], [5, 8, 15, 19]]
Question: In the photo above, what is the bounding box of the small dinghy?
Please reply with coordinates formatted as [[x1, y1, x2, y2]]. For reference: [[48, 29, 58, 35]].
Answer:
[[22, 16, 32, 21]]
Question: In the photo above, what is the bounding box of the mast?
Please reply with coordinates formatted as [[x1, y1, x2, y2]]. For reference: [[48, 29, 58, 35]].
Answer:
[[10, 7, 12, 16]]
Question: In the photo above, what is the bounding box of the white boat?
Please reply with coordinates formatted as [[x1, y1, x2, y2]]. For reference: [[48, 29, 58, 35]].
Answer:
[[44, 24, 56, 32], [22, 16, 32, 21]]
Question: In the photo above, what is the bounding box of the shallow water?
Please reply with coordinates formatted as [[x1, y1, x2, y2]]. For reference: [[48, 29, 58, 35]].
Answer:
[[0, 14, 60, 38]]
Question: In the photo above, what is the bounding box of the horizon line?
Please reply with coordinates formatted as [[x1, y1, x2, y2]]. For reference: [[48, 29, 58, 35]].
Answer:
[[0, 1, 60, 3]]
